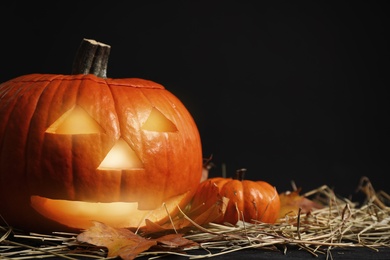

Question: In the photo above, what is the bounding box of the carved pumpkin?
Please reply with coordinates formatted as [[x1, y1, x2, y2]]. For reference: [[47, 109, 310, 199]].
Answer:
[[192, 169, 280, 225], [0, 39, 203, 233]]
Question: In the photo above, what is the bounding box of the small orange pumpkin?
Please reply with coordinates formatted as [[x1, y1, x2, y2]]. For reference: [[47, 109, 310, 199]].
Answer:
[[0, 39, 203, 233], [192, 169, 280, 225]]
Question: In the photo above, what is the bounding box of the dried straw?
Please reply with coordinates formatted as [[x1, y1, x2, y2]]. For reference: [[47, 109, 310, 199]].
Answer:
[[1, 177, 389, 259]]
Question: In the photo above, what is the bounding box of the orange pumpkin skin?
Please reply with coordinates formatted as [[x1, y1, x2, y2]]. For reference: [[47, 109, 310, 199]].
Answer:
[[0, 73, 202, 233], [197, 176, 280, 225]]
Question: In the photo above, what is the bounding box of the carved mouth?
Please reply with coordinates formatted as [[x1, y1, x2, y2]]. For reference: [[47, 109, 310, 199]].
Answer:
[[30, 192, 188, 230]]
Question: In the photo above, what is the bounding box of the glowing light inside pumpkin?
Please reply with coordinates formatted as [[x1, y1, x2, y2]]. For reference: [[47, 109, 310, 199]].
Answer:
[[46, 105, 103, 134], [30, 193, 188, 229], [142, 107, 178, 132], [98, 138, 143, 169], [37, 105, 190, 228]]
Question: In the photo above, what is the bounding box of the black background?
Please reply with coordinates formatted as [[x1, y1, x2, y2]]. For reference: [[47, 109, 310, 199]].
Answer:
[[1, 1, 388, 200]]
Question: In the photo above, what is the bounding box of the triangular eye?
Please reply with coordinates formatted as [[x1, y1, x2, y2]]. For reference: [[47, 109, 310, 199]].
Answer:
[[46, 106, 104, 134], [141, 107, 177, 132], [98, 138, 143, 170]]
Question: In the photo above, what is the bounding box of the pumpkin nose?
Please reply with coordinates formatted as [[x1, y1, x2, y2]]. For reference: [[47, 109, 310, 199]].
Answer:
[[98, 138, 143, 170]]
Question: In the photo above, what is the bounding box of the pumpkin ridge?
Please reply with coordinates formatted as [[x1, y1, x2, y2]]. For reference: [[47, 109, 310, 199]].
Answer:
[[105, 77, 165, 89], [0, 83, 21, 144], [0, 76, 56, 216], [26, 77, 62, 193], [108, 84, 137, 152], [35, 76, 79, 199], [72, 76, 92, 199], [6, 74, 67, 84]]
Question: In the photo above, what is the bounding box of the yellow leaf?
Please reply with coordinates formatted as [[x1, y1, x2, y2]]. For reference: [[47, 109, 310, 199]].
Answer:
[[278, 189, 323, 219]]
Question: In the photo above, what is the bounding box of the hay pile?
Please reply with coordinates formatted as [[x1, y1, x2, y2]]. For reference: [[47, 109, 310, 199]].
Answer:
[[1, 177, 389, 259]]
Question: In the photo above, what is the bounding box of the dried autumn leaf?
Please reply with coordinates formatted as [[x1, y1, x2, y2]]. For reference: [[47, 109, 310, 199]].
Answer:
[[156, 233, 198, 248], [278, 189, 323, 219], [77, 221, 156, 260], [142, 181, 227, 234], [143, 215, 193, 234], [188, 179, 227, 223], [143, 218, 174, 234], [190, 196, 228, 225]]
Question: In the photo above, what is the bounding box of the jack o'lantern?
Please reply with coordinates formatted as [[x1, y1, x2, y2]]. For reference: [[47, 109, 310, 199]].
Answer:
[[0, 39, 203, 233]]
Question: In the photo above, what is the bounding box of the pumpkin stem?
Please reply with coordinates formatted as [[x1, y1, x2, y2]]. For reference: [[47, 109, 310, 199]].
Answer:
[[72, 38, 111, 78], [233, 168, 247, 181]]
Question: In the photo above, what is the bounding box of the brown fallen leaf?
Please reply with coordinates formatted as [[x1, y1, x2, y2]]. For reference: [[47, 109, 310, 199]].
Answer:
[[142, 180, 227, 234], [188, 179, 227, 223], [156, 233, 198, 248], [278, 188, 323, 219], [77, 221, 156, 260]]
